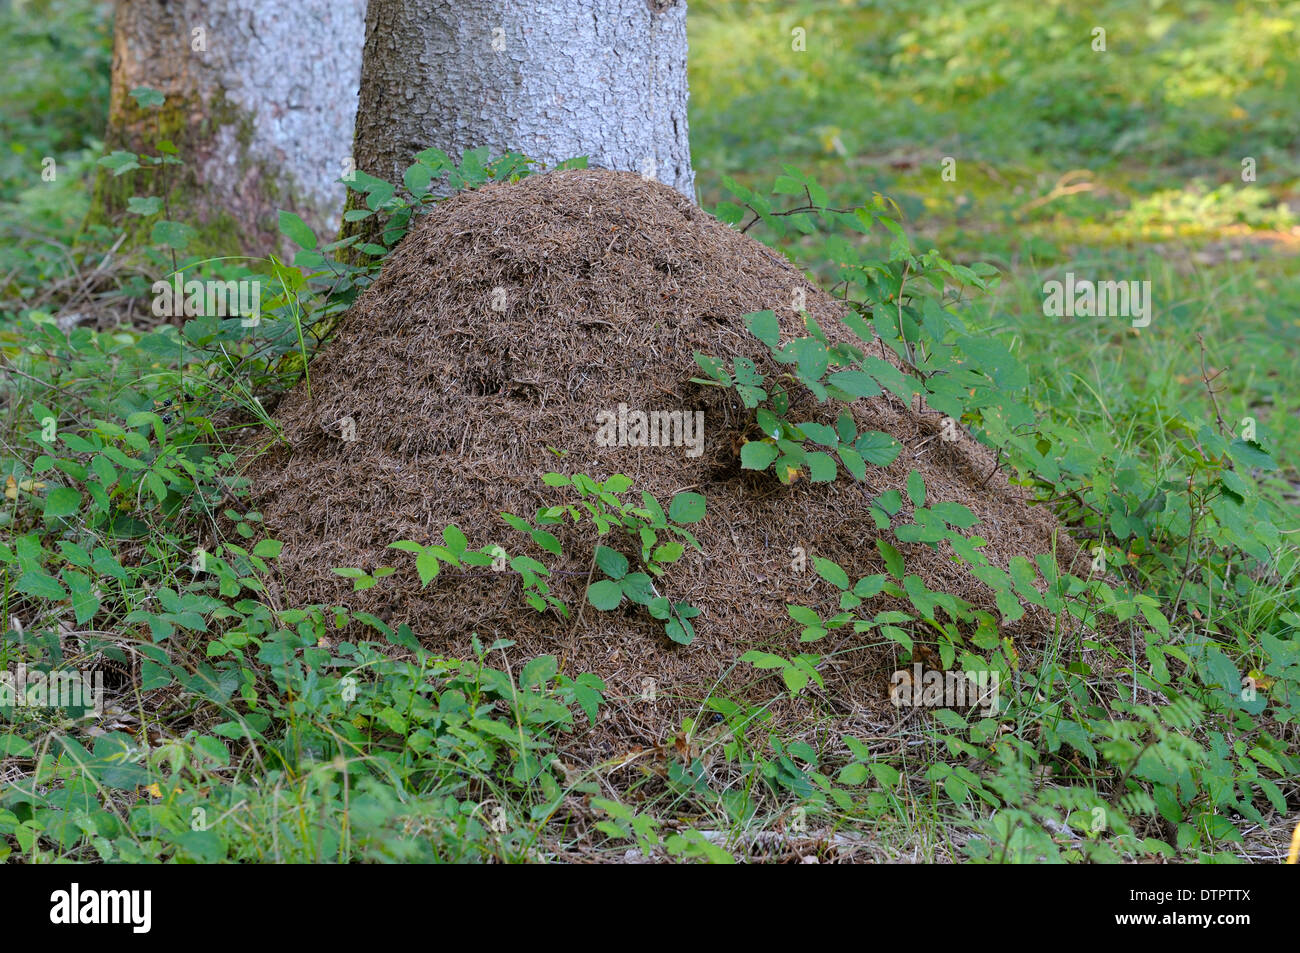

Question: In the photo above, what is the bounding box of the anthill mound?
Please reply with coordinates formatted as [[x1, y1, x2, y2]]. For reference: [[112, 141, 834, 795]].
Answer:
[[238, 169, 1091, 750]]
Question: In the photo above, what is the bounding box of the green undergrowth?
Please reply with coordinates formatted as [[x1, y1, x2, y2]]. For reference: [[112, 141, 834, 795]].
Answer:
[[3, 137, 1297, 861]]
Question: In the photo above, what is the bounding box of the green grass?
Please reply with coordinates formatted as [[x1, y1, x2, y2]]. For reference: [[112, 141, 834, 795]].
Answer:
[[688, 0, 1300, 505]]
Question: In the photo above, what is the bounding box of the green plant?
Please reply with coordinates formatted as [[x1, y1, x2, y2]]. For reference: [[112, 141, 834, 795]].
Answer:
[[1, 601, 607, 861], [380, 472, 707, 645]]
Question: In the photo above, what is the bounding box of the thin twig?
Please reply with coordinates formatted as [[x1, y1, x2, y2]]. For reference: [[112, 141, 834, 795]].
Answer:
[[1195, 332, 1232, 442]]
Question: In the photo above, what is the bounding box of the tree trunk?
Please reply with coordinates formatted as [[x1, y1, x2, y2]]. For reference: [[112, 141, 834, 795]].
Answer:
[[92, 0, 366, 254], [351, 0, 694, 201]]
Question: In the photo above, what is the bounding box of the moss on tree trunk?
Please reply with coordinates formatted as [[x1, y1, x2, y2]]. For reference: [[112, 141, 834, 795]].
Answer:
[[86, 87, 288, 256], [86, 0, 364, 259]]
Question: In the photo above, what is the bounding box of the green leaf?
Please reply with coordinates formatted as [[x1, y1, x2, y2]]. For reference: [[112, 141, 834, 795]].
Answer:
[[1201, 646, 1240, 694], [834, 411, 856, 443], [875, 491, 904, 516], [755, 409, 781, 439], [837, 446, 866, 481], [652, 541, 684, 563], [806, 451, 838, 482], [151, 220, 195, 250], [521, 655, 558, 690], [852, 574, 887, 598], [365, 183, 395, 211], [0, 735, 35, 757], [877, 540, 905, 579], [97, 150, 140, 176], [620, 573, 656, 605], [906, 470, 926, 507], [930, 501, 977, 528], [43, 487, 81, 519], [594, 545, 629, 580], [995, 587, 1024, 622], [1218, 470, 1250, 501], [933, 709, 967, 730], [785, 337, 830, 381], [744, 310, 781, 348], [252, 539, 282, 558], [740, 440, 779, 470], [129, 86, 165, 108], [501, 513, 532, 535], [782, 667, 810, 695], [146, 471, 167, 502], [797, 422, 838, 446], [773, 174, 803, 196], [126, 195, 163, 216], [813, 557, 850, 590], [531, 529, 562, 555], [277, 210, 317, 250], [880, 625, 913, 652], [586, 580, 624, 611], [1053, 719, 1096, 761], [443, 524, 468, 555], [740, 650, 787, 669], [416, 550, 440, 586], [1228, 439, 1275, 471], [863, 356, 915, 400], [1248, 747, 1286, 777], [193, 735, 231, 766], [403, 162, 433, 194], [16, 571, 68, 601], [692, 352, 732, 386], [838, 763, 869, 785], [787, 605, 821, 625], [668, 492, 706, 524], [715, 201, 746, 225], [870, 763, 900, 787], [646, 597, 672, 620], [826, 370, 882, 398], [603, 474, 633, 494], [664, 618, 695, 645], [855, 431, 901, 466], [510, 554, 549, 578]]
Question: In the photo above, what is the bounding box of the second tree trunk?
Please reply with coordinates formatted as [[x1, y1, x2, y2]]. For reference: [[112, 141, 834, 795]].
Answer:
[[351, 0, 695, 200]]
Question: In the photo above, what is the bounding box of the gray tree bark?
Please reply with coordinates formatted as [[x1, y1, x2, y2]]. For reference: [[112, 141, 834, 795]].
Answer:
[[95, 0, 366, 250], [351, 0, 694, 200]]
